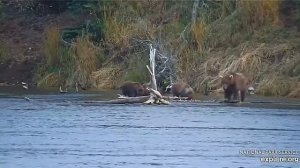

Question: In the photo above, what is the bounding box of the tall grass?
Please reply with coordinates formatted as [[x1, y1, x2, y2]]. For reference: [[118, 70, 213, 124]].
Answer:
[[39, 34, 101, 89], [36, 0, 300, 96], [37, 72, 60, 87], [91, 67, 123, 89], [59, 47, 75, 79], [191, 21, 206, 51], [72, 36, 98, 88], [44, 26, 60, 67], [257, 74, 293, 96], [287, 82, 300, 98], [238, 0, 279, 27], [103, 17, 133, 46]]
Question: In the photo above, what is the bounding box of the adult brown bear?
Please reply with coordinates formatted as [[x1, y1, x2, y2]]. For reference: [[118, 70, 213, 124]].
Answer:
[[121, 82, 150, 97], [220, 72, 248, 102], [165, 82, 194, 100]]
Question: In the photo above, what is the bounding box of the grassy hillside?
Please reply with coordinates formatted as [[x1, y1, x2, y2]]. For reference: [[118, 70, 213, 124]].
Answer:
[[0, 0, 299, 97]]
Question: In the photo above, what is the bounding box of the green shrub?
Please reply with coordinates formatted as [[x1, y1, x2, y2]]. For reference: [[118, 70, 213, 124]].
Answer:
[[124, 53, 150, 83]]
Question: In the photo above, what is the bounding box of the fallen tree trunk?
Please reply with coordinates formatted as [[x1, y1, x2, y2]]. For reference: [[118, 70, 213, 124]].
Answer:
[[83, 96, 196, 105], [84, 96, 150, 104], [108, 96, 150, 104]]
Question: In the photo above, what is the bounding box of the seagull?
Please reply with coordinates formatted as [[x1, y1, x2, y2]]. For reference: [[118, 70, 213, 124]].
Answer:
[[59, 86, 68, 94], [24, 96, 30, 101], [248, 86, 255, 95], [21, 82, 28, 90]]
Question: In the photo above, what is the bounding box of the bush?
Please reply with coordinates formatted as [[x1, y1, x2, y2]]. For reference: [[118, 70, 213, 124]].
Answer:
[[124, 53, 150, 83]]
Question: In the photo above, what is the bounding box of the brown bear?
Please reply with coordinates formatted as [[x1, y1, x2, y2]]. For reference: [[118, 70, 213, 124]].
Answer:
[[220, 72, 248, 102], [120, 82, 150, 97], [165, 82, 194, 100]]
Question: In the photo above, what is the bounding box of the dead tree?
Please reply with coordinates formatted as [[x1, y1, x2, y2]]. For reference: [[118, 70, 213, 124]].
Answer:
[[107, 45, 170, 105], [144, 45, 170, 105]]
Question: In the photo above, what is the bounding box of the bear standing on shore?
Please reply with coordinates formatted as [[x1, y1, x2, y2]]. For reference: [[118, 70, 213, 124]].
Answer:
[[121, 82, 150, 97], [220, 72, 248, 102], [165, 82, 194, 100]]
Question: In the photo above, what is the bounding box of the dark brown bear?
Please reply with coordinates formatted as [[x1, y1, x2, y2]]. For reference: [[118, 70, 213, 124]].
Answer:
[[165, 82, 194, 100], [121, 82, 150, 97], [221, 72, 248, 102]]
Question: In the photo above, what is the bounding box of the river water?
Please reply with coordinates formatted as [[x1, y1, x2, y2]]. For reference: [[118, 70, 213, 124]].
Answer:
[[0, 88, 300, 168]]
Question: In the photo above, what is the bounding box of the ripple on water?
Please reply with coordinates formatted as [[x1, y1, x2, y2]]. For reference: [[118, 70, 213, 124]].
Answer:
[[0, 94, 300, 168]]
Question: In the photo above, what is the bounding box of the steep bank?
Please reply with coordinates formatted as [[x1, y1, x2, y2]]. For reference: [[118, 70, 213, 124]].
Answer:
[[0, 5, 87, 85], [0, 1, 299, 98]]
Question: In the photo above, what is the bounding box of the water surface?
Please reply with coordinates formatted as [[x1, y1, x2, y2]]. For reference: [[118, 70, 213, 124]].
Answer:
[[0, 89, 299, 168]]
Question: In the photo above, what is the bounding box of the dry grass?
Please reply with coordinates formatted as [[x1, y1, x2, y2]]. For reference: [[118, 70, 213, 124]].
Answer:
[[221, 0, 236, 18], [190, 40, 298, 96], [202, 56, 223, 77], [206, 0, 280, 49], [44, 26, 60, 67], [205, 10, 247, 49], [103, 17, 133, 47], [177, 47, 199, 80], [132, 19, 156, 40], [256, 74, 294, 96], [72, 36, 98, 88], [281, 54, 300, 77], [101, 1, 147, 47], [191, 21, 207, 51], [217, 43, 293, 78], [102, 9, 157, 47], [288, 85, 300, 98], [37, 72, 60, 87], [90, 67, 123, 89], [238, 0, 279, 26]]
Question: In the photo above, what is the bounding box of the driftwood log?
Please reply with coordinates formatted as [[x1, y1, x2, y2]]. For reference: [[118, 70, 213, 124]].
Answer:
[[143, 88, 170, 105], [83, 95, 193, 105], [110, 96, 150, 104]]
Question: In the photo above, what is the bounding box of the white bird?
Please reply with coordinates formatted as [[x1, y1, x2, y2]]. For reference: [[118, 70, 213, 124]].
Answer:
[[21, 82, 28, 90], [24, 96, 30, 101], [248, 86, 255, 95], [60, 86, 68, 94]]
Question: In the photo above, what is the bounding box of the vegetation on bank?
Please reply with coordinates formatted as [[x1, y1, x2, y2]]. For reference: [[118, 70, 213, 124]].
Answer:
[[1, 0, 300, 97]]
